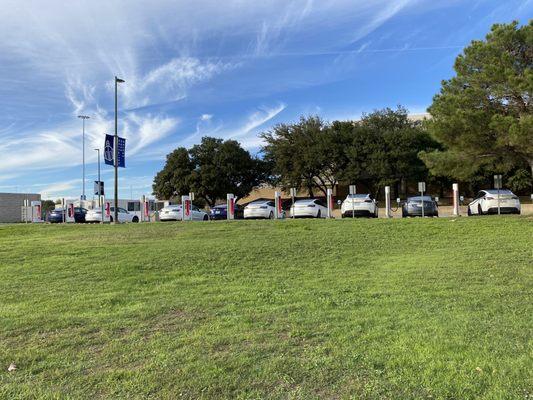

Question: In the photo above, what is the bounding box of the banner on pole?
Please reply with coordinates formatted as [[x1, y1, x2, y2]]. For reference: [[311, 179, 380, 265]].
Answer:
[[104, 134, 126, 168]]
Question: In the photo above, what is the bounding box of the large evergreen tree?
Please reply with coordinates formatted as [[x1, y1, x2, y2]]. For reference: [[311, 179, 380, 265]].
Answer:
[[421, 21, 532, 189]]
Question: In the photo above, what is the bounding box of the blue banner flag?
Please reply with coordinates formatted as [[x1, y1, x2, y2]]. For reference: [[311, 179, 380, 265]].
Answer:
[[104, 134, 126, 168]]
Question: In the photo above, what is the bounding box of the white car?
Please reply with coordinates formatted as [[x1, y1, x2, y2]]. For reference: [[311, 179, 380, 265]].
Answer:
[[244, 200, 278, 219], [341, 194, 378, 218], [85, 207, 139, 223], [290, 198, 328, 218], [159, 204, 209, 221], [467, 189, 521, 215]]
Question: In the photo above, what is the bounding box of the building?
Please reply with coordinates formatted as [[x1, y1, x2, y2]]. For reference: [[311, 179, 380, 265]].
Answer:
[[0, 193, 41, 223]]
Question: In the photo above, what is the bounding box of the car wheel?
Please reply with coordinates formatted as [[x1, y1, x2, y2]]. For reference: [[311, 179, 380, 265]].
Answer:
[[269, 211, 274, 219], [203, 215, 208, 221], [132, 216, 139, 223], [478, 205, 483, 216], [317, 210, 321, 218], [467, 206, 472, 216]]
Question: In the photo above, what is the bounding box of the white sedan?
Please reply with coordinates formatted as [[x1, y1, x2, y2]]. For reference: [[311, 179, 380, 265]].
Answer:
[[290, 199, 328, 218], [244, 200, 278, 219], [341, 194, 378, 218], [159, 204, 209, 221], [85, 207, 139, 223], [467, 189, 521, 215]]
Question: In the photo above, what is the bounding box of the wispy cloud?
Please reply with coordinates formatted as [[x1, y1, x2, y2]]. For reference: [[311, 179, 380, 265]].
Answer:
[[227, 103, 286, 139]]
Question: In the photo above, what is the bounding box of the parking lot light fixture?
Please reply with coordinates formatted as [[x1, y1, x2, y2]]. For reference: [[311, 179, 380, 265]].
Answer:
[[114, 76, 125, 223], [78, 115, 90, 201]]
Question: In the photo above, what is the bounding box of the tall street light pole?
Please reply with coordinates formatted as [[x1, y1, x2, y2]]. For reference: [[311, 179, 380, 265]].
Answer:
[[95, 148, 103, 223], [94, 148, 101, 205], [114, 76, 125, 223], [78, 115, 90, 201]]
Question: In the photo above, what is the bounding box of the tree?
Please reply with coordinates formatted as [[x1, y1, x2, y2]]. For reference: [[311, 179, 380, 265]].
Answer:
[[421, 21, 533, 186], [41, 200, 56, 217], [152, 148, 194, 200], [336, 107, 440, 197], [260, 116, 346, 197], [152, 137, 266, 206]]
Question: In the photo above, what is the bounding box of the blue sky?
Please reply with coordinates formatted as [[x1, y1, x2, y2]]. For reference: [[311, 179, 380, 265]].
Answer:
[[0, 0, 531, 200]]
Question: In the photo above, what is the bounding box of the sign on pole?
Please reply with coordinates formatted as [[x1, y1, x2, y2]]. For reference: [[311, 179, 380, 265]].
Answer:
[[349, 184, 356, 218], [418, 182, 426, 217], [94, 181, 104, 196], [104, 134, 126, 168], [494, 174, 502, 215], [227, 193, 235, 220]]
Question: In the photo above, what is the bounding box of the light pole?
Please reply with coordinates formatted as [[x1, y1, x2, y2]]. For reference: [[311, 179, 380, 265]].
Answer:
[[78, 115, 90, 201], [95, 148, 103, 223], [114, 76, 125, 223], [94, 148, 101, 204]]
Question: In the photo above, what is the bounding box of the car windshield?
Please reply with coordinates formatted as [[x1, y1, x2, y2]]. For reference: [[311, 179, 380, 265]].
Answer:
[[213, 204, 227, 209], [408, 196, 433, 201], [295, 199, 315, 204], [249, 201, 268, 206], [347, 194, 368, 199], [484, 189, 514, 195]]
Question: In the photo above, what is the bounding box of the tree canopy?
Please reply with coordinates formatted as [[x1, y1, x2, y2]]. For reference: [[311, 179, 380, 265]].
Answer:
[[260, 116, 344, 197], [153, 137, 266, 206], [421, 21, 532, 190], [261, 108, 439, 197]]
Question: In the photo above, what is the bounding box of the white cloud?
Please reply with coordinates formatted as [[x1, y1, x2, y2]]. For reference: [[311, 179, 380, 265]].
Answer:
[[227, 103, 286, 139], [39, 179, 81, 199], [200, 114, 213, 121]]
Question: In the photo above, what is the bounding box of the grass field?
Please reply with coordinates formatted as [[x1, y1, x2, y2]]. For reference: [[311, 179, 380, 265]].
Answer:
[[0, 217, 532, 399]]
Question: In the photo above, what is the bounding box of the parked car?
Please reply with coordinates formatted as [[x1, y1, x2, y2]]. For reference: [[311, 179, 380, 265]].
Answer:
[[209, 203, 244, 220], [47, 207, 88, 223], [467, 189, 521, 215], [244, 200, 279, 219], [341, 194, 378, 218], [159, 204, 209, 221], [290, 198, 328, 218], [402, 196, 438, 217], [85, 207, 139, 223]]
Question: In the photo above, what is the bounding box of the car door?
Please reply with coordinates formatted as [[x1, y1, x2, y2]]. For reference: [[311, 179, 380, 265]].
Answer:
[[118, 207, 131, 222], [471, 191, 484, 214], [191, 205, 202, 221], [267, 201, 275, 218], [314, 199, 326, 217]]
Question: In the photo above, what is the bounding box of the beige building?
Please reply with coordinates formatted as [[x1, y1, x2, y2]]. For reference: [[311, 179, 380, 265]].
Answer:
[[0, 193, 41, 223]]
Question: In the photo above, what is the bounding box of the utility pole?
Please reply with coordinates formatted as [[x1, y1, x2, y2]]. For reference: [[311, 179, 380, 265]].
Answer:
[[78, 115, 90, 201], [114, 76, 125, 223], [95, 148, 103, 223]]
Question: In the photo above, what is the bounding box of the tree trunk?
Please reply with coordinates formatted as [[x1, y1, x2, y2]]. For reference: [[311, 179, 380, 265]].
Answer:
[[307, 184, 314, 198]]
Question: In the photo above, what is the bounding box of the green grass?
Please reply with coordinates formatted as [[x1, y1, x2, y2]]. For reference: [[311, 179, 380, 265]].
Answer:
[[0, 217, 532, 399]]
